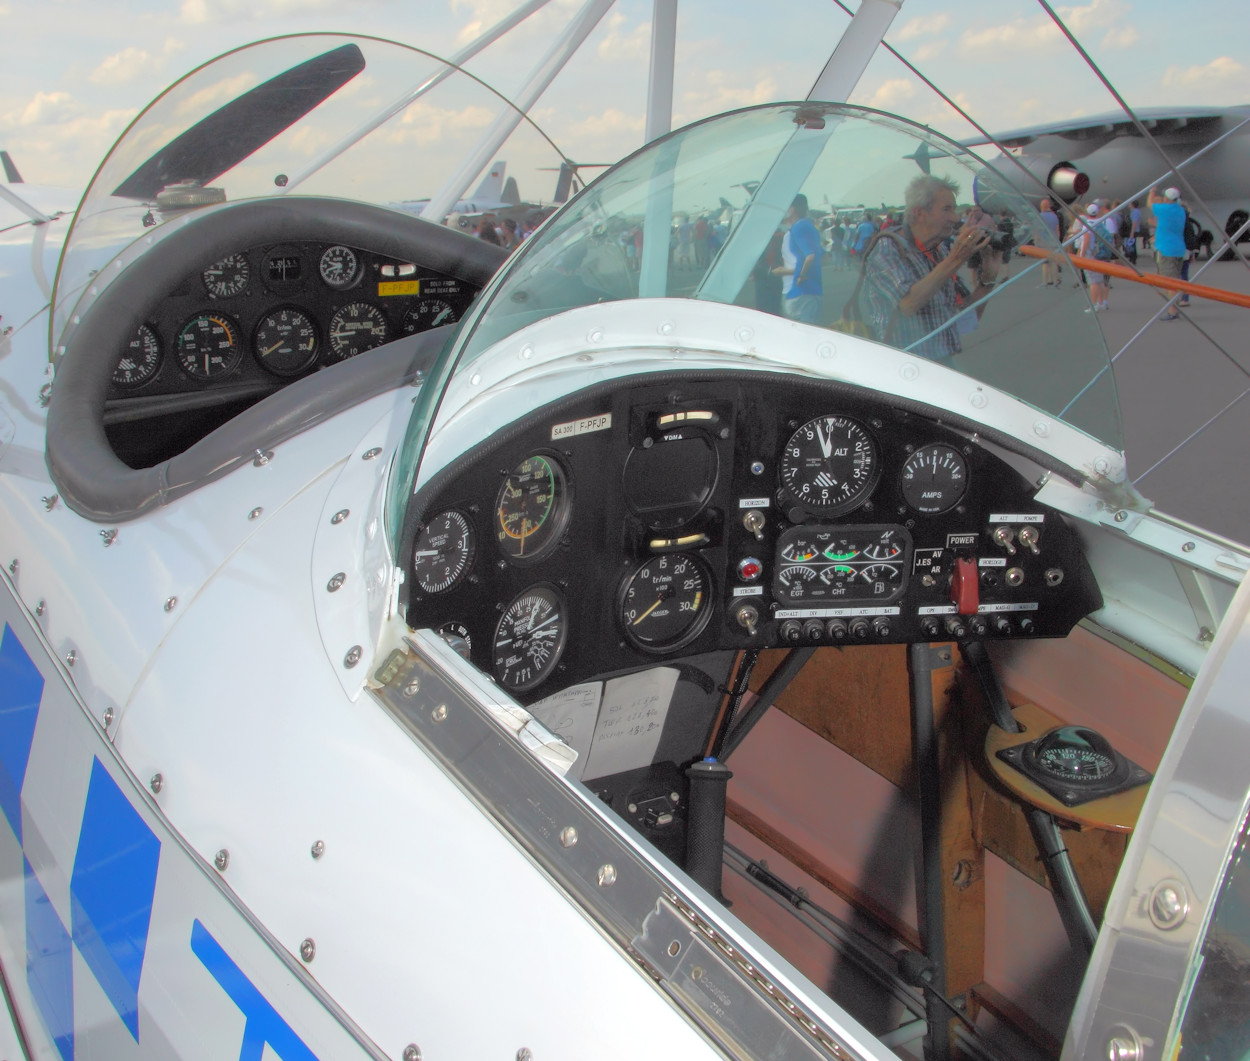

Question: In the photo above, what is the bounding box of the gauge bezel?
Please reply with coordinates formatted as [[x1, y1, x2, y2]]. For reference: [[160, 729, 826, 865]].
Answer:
[[174, 313, 243, 380], [778, 414, 881, 518], [491, 583, 568, 693], [411, 509, 476, 595], [112, 323, 162, 388], [401, 298, 459, 335], [253, 305, 320, 378], [494, 452, 572, 564], [319, 244, 362, 291], [618, 552, 714, 653], [202, 253, 251, 299], [327, 300, 389, 361], [899, 442, 969, 515]]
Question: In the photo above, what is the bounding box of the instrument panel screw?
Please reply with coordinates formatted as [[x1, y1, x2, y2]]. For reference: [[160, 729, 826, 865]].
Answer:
[[100, 528, 117, 547], [597, 864, 617, 888], [326, 573, 346, 593], [432, 703, 448, 723], [1113, 510, 1128, 523], [164, 597, 177, 612], [41, 495, 58, 511], [750, 461, 764, 475], [150, 773, 163, 794], [343, 646, 362, 668], [403, 1047, 422, 1061], [252, 449, 273, 467], [403, 677, 421, 697], [361, 447, 382, 461], [248, 507, 263, 521], [35, 599, 45, 617], [102, 706, 114, 729], [214, 849, 229, 872], [331, 509, 350, 525], [1148, 879, 1189, 930], [65, 649, 76, 667], [299, 938, 316, 963], [1181, 540, 1196, 552], [7, 560, 17, 575], [311, 840, 325, 860], [517, 1049, 534, 1061], [559, 826, 578, 848]]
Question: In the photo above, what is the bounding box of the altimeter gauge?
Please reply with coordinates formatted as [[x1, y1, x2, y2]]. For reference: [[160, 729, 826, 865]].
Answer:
[[619, 553, 712, 652], [492, 584, 567, 693], [113, 324, 161, 388], [779, 414, 880, 516], [411, 510, 476, 594]]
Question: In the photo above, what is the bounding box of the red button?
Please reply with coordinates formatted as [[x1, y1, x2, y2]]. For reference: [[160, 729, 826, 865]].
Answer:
[[738, 559, 762, 581], [950, 557, 980, 615]]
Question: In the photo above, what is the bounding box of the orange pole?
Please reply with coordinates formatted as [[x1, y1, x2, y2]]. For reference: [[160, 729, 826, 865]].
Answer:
[[1016, 244, 1250, 310]]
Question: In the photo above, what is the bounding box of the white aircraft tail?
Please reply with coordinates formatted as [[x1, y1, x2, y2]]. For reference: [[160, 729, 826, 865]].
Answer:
[[471, 161, 507, 203]]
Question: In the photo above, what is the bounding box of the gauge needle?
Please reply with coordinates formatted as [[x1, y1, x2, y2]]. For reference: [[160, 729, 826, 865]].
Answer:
[[633, 597, 665, 625], [432, 307, 452, 326], [262, 340, 286, 356]]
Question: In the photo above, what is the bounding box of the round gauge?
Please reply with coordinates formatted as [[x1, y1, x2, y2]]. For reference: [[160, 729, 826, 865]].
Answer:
[[411, 510, 476, 594], [254, 307, 319, 377], [495, 455, 570, 563], [175, 314, 241, 380], [327, 302, 388, 361], [113, 324, 161, 388], [1031, 727, 1118, 784], [436, 622, 472, 658], [319, 245, 361, 290], [900, 444, 968, 515], [492, 584, 567, 693], [401, 298, 458, 334], [619, 553, 712, 652], [202, 254, 250, 298], [779, 415, 879, 515]]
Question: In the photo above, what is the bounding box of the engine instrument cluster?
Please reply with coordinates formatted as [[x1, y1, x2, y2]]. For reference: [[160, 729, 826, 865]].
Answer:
[[402, 372, 1102, 700]]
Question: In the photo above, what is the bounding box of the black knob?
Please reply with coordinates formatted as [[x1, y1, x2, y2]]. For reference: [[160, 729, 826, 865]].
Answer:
[[849, 618, 871, 640], [944, 616, 968, 639], [779, 619, 803, 644], [919, 616, 941, 639], [825, 618, 848, 642], [802, 619, 825, 642], [871, 616, 891, 639], [1019, 616, 1036, 635], [992, 615, 1012, 636], [968, 615, 988, 636]]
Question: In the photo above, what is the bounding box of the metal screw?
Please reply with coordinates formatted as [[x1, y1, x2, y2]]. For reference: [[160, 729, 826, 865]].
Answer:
[[41, 495, 58, 511], [100, 529, 117, 547], [344, 646, 362, 668], [331, 509, 350, 525], [65, 649, 76, 667], [517, 1050, 533, 1061], [668, 940, 681, 957], [7, 560, 17, 575], [311, 840, 325, 860], [362, 447, 382, 461], [597, 864, 617, 887], [150, 773, 163, 794], [403, 1047, 422, 1061], [1114, 510, 1128, 523], [103, 706, 114, 729], [299, 938, 316, 963], [35, 599, 45, 616], [164, 596, 177, 612], [559, 826, 578, 848], [1149, 879, 1189, 930], [253, 450, 273, 467], [670, 792, 680, 804], [248, 507, 263, 521], [214, 849, 229, 871], [403, 677, 421, 697], [1181, 540, 1196, 553], [432, 703, 448, 722], [326, 573, 346, 592], [1106, 1033, 1143, 1061]]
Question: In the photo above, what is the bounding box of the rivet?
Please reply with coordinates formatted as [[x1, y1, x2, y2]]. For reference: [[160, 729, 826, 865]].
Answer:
[[299, 938, 316, 963], [576, 353, 592, 363], [164, 596, 177, 612], [559, 826, 578, 848], [65, 649, 76, 667], [520, 344, 534, 359], [35, 599, 45, 617], [737, 326, 754, 343], [587, 328, 604, 343], [403, 677, 421, 697], [326, 573, 346, 592], [41, 495, 58, 511], [1181, 541, 1196, 553], [102, 706, 114, 729], [969, 390, 988, 409], [816, 342, 833, 359], [900, 362, 920, 381], [432, 703, 448, 722], [361, 447, 382, 461], [1148, 878, 1189, 930], [750, 461, 764, 476], [597, 864, 617, 887], [214, 849, 229, 871], [248, 507, 263, 520], [1114, 510, 1128, 523], [7, 560, 17, 575], [1033, 419, 1051, 438], [658, 321, 674, 336], [517, 1050, 533, 1061], [311, 840, 325, 859], [331, 509, 350, 525], [253, 449, 273, 467], [150, 773, 163, 794], [470, 373, 482, 385], [100, 528, 117, 547], [670, 791, 680, 803], [343, 646, 362, 668], [667, 940, 681, 957], [403, 1047, 422, 1061]]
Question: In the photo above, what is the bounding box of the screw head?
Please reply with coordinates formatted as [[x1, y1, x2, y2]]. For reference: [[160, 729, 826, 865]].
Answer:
[[559, 826, 578, 848], [65, 649, 76, 667], [403, 1047, 422, 1061], [362, 447, 382, 461], [1181, 540, 1196, 553], [1114, 509, 1128, 523], [100, 528, 117, 546], [252, 450, 273, 467], [102, 706, 114, 729], [214, 849, 229, 871], [597, 864, 617, 887], [8, 559, 17, 575], [403, 677, 421, 697], [299, 938, 316, 963], [432, 703, 448, 722], [326, 573, 346, 593], [164, 596, 177, 612], [343, 646, 362, 668], [248, 507, 263, 521], [1149, 879, 1189, 930], [517, 1050, 534, 1061], [331, 509, 350, 525], [35, 599, 45, 617], [150, 773, 163, 794], [311, 840, 325, 860]]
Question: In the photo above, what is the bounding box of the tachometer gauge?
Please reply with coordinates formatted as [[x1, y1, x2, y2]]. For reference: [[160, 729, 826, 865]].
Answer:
[[900, 444, 968, 515], [175, 314, 241, 380], [202, 254, 250, 298], [254, 307, 319, 377], [619, 553, 712, 652], [492, 584, 567, 693], [112, 324, 161, 388], [779, 415, 879, 516], [411, 510, 476, 594], [400, 298, 458, 334], [495, 454, 570, 563], [327, 302, 388, 360], [319, 245, 361, 290]]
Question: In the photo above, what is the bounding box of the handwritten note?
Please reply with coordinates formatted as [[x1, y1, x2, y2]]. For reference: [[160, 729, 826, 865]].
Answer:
[[527, 682, 603, 779], [582, 667, 679, 781]]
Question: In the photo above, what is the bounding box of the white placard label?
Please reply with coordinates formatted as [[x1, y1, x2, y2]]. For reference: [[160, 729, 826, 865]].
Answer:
[[774, 605, 901, 619], [989, 513, 1044, 523], [978, 557, 1007, 568], [918, 605, 957, 615], [977, 601, 1040, 613], [551, 413, 612, 440], [739, 497, 770, 509], [732, 586, 764, 597]]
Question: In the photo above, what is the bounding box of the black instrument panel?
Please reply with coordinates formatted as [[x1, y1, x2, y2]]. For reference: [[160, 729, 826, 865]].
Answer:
[[108, 240, 478, 400], [402, 371, 1102, 701]]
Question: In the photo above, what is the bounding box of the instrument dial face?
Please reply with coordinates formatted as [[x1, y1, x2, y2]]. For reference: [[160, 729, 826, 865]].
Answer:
[[1033, 727, 1118, 783], [202, 254, 250, 298], [175, 314, 241, 380], [495, 455, 570, 563], [492, 584, 567, 693], [900, 444, 968, 514], [779, 415, 879, 515], [412, 510, 476, 594], [619, 553, 712, 652], [327, 302, 388, 361], [401, 298, 458, 334], [319, 245, 361, 290], [254, 307, 319, 377], [113, 324, 161, 388], [773, 525, 909, 604]]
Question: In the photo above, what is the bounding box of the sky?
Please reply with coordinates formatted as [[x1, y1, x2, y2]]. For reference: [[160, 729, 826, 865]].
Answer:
[[2, 0, 1248, 195]]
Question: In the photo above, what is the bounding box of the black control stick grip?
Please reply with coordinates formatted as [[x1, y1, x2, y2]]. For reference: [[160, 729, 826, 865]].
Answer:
[[684, 758, 733, 902]]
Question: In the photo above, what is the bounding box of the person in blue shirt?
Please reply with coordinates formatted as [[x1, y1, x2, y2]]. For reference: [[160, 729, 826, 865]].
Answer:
[[1147, 186, 1186, 320], [775, 194, 824, 324]]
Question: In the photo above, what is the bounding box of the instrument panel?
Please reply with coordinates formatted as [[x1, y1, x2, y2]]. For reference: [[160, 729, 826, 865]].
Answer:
[[402, 372, 1102, 701], [108, 241, 478, 400]]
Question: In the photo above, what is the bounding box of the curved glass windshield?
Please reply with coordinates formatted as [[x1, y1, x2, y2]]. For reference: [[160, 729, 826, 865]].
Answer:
[[405, 102, 1120, 496], [50, 33, 571, 359]]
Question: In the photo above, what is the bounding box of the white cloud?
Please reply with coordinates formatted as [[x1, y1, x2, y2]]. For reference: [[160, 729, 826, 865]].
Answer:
[[960, 19, 1062, 56], [852, 78, 916, 112], [596, 10, 650, 62], [679, 69, 780, 117], [19, 91, 80, 126], [91, 47, 153, 86], [912, 40, 948, 63], [1162, 56, 1246, 89], [173, 73, 259, 117], [895, 13, 951, 41], [1056, 0, 1131, 35], [1101, 24, 1140, 50], [180, 0, 343, 24]]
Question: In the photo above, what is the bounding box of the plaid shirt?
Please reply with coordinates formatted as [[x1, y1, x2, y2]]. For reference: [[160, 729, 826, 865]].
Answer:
[[859, 227, 971, 359]]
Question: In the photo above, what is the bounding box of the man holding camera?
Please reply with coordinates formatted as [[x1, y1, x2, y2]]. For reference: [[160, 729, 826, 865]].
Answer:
[[858, 174, 1001, 360]]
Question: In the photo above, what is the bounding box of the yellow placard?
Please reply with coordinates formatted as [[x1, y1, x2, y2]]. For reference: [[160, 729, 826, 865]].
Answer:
[[378, 280, 420, 297]]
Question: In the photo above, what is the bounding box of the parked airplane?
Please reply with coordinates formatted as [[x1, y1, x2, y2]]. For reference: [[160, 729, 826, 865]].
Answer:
[[394, 159, 521, 221], [0, 13, 1248, 1061]]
